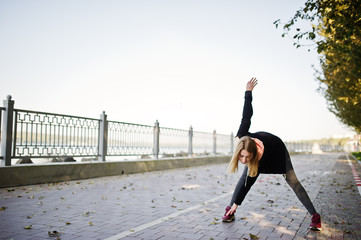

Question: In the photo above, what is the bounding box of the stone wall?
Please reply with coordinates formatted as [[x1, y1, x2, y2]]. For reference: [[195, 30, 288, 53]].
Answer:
[[0, 155, 231, 188]]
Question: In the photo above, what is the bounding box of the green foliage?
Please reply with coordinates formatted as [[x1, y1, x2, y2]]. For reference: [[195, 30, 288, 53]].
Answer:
[[352, 152, 361, 161], [274, 0, 361, 133]]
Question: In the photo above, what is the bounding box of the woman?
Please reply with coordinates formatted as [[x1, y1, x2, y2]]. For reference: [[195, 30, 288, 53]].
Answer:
[[222, 78, 321, 231]]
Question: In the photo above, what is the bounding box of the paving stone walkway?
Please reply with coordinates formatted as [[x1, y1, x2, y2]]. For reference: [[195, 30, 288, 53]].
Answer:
[[0, 153, 360, 240]]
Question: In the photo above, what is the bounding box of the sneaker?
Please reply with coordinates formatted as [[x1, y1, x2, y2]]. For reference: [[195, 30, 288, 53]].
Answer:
[[310, 213, 321, 231], [222, 206, 235, 222]]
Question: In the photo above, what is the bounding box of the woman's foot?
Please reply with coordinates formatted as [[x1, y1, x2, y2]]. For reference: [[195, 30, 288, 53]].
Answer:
[[310, 213, 322, 231], [222, 206, 235, 222]]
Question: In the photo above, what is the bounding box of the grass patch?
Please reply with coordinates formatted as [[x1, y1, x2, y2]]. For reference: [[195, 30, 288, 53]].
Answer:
[[352, 152, 361, 161]]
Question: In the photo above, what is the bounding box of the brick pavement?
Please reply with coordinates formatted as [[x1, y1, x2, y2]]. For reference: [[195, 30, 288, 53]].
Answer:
[[0, 153, 360, 240], [294, 154, 361, 240]]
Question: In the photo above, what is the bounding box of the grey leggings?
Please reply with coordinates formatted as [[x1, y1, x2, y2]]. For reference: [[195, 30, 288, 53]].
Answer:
[[230, 155, 316, 215]]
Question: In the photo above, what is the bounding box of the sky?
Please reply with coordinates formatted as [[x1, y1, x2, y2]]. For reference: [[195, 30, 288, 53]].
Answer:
[[0, 0, 355, 141]]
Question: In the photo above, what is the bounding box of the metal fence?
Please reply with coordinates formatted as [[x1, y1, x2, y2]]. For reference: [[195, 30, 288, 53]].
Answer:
[[159, 126, 189, 156], [107, 120, 153, 157], [13, 109, 100, 158], [0, 96, 346, 166], [0, 96, 234, 166]]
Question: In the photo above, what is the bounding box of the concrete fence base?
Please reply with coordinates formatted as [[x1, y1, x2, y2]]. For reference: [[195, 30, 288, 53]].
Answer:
[[0, 155, 231, 188]]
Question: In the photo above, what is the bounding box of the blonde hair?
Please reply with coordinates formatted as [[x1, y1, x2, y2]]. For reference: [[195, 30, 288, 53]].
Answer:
[[227, 136, 259, 177]]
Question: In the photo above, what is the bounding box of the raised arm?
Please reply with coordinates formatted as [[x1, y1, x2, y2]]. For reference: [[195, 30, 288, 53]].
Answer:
[[236, 78, 258, 138]]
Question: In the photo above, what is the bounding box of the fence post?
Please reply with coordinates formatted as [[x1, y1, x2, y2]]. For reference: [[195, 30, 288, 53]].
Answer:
[[188, 125, 193, 157], [98, 111, 108, 162], [153, 120, 159, 159], [230, 132, 234, 154], [1, 95, 14, 166], [213, 130, 217, 155]]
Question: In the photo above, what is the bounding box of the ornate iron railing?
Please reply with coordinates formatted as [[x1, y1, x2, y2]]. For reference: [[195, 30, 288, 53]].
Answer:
[[159, 126, 189, 156], [0, 95, 347, 166], [193, 131, 213, 155], [0, 96, 234, 166], [13, 109, 99, 158], [215, 133, 233, 154], [107, 120, 153, 156]]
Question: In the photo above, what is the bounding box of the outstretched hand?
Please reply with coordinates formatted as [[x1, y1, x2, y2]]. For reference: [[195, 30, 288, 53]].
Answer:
[[246, 77, 258, 91], [227, 203, 238, 216]]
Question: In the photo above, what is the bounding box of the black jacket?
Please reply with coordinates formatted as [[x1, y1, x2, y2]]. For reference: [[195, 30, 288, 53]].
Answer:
[[236, 91, 287, 174]]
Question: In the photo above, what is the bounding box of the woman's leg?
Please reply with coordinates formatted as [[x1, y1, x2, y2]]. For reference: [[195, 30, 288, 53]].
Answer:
[[284, 153, 316, 215], [229, 166, 259, 206]]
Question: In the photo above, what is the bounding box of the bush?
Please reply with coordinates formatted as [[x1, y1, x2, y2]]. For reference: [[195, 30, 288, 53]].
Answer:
[[352, 152, 361, 161]]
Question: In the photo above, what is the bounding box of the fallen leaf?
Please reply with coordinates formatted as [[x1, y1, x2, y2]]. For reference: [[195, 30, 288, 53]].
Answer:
[[0, 206, 7, 211], [210, 221, 219, 225], [89, 222, 94, 226], [48, 230, 60, 237], [249, 233, 259, 239], [24, 225, 32, 230], [83, 211, 90, 216], [82, 210, 96, 217]]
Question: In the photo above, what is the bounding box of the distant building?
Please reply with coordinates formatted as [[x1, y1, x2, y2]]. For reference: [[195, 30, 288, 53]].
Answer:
[[344, 134, 360, 152]]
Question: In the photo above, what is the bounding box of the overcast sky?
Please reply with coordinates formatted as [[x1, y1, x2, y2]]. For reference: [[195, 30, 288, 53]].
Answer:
[[0, 0, 355, 141]]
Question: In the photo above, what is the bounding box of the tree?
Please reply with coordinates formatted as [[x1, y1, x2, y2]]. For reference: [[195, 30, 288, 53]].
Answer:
[[274, 0, 361, 133]]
